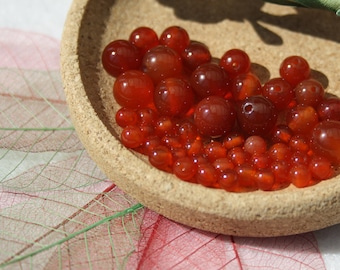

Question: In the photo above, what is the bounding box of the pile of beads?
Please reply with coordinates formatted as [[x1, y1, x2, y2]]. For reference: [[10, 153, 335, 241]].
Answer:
[[102, 25, 340, 192]]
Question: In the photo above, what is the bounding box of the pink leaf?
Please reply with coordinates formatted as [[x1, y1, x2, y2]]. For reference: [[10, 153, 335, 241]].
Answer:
[[128, 210, 326, 270]]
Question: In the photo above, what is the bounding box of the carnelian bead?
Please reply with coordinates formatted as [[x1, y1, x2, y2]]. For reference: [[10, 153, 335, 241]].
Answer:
[[270, 125, 293, 144], [317, 97, 340, 121], [194, 96, 236, 138], [222, 132, 245, 150], [162, 135, 183, 150], [218, 169, 238, 190], [250, 152, 271, 169], [256, 169, 275, 191], [286, 105, 319, 134], [262, 77, 294, 110], [309, 156, 334, 180], [102, 40, 142, 77], [181, 41, 212, 71], [186, 138, 205, 156], [269, 143, 292, 162], [173, 156, 197, 182], [289, 134, 310, 152], [159, 26, 190, 54], [311, 120, 340, 165], [204, 141, 227, 162], [115, 107, 138, 128], [290, 151, 310, 166], [228, 147, 249, 166], [213, 157, 235, 172], [243, 135, 267, 155], [177, 120, 199, 143], [121, 125, 145, 149], [271, 161, 290, 188], [289, 164, 312, 188], [142, 45, 183, 84], [219, 49, 251, 76], [113, 70, 154, 109], [129, 26, 159, 55], [196, 163, 218, 187], [171, 147, 187, 161], [190, 63, 230, 98], [231, 73, 262, 101], [236, 95, 278, 136], [155, 116, 176, 137], [235, 164, 258, 190], [279, 55, 310, 87], [148, 145, 173, 172], [137, 107, 158, 126], [295, 79, 325, 108], [143, 136, 161, 155], [154, 77, 195, 117]]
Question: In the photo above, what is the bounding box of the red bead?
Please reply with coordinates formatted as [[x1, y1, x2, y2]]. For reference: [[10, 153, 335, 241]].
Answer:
[[286, 105, 319, 134], [262, 77, 294, 110], [142, 45, 183, 84], [181, 41, 212, 71], [204, 141, 227, 162], [243, 135, 267, 155], [173, 156, 197, 182], [196, 163, 218, 187], [309, 156, 334, 180], [113, 70, 154, 109], [121, 125, 145, 149], [295, 79, 325, 107], [231, 73, 262, 101], [279, 55, 310, 87], [256, 169, 275, 191], [289, 164, 312, 188], [194, 96, 236, 138], [190, 63, 230, 98], [129, 26, 159, 55], [115, 107, 138, 128], [159, 26, 190, 54], [219, 49, 251, 76], [154, 77, 195, 117], [236, 95, 278, 136], [317, 97, 340, 121], [311, 120, 340, 165], [102, 40, 142, 77], [148, 145, 173, 172]]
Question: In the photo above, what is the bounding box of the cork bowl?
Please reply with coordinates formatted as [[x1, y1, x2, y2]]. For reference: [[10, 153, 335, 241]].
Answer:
[[61, 0, 340, 237]]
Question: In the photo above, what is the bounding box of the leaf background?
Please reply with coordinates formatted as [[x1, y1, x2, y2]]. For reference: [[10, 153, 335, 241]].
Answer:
[[0, 2, 340, 269]]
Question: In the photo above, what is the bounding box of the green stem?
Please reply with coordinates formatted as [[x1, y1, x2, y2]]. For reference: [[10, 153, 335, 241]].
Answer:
[[263, 0, 340, 15], [0, 203, 144, 268]]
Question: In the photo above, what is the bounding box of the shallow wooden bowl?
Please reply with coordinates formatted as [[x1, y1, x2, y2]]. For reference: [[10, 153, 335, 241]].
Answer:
[[61, 0, 340, 237]]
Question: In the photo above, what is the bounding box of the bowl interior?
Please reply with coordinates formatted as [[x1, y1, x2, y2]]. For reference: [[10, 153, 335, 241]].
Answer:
[[61, 0, 340, 237]]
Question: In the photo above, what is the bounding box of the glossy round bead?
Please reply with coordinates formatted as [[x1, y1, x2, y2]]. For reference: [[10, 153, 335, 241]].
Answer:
[[194, 96, 236, 137], [115, 107, 138, 128], [286, 105, 319, 134], [270, 125, 293, 144], [262, 77, 294, 110], [256, 169, 275, 191], [222, 132, 245, 150], [196, 162, 218, 187], [236, 95, 278, 136], [317, 97, 340, 121], [129, 26, 159, 55], [289, 164, 312, 188], [309, 156, 334, 180], [311, 120, 340, 165], [218, 169, 238, 190], [243, 135, 267, 155], [120, 125, 145, 149], [154, 77, 195, 117], [190, 63, 230, 98], [142, 45, 183, 84], [294, 79, 325, 107], [148, 145, 173, 172], [113, 70, 154, 109], [231, 73, 262, 101], [159, 26, 190, 54], [279, 55, 310, 87], [219, 48, 251, 76], [181, 41, 212, 71], [102, 40, 142, 77], [204, 141, 227, 162], [173, 156, 197, 182]]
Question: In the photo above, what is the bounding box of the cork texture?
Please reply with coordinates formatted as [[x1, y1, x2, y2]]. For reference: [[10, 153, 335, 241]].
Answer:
[[61, 0, 340, 237]]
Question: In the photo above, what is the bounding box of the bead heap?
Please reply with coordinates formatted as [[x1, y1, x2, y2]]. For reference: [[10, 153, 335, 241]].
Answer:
[[102, 25, 340, 192]]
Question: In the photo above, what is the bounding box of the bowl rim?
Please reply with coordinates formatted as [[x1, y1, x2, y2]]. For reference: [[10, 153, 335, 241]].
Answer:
[[60, 0, 340, 237]]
